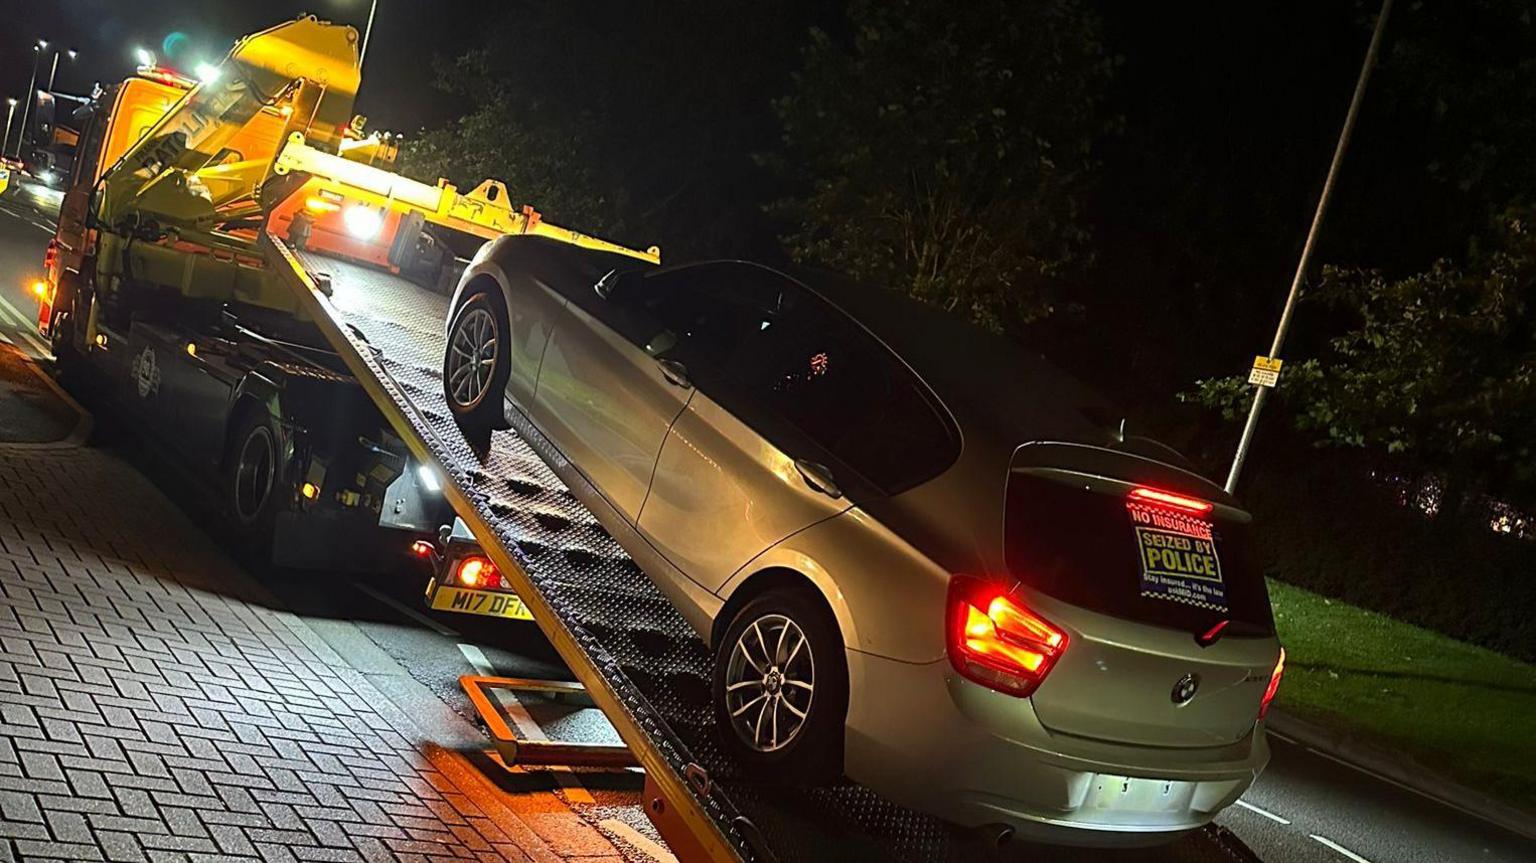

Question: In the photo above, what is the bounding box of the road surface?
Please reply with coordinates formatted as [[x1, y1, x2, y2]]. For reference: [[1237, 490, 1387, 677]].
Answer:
[[0, 182, 1531, 863]]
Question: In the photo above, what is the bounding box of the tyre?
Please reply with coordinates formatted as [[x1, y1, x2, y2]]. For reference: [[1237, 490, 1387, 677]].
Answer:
[[224, 406, 286, 549], [48, 274, 87, 378], [713, 588, 847, 782], [443, 288, 510, 435], [48, 310, 79, 374]]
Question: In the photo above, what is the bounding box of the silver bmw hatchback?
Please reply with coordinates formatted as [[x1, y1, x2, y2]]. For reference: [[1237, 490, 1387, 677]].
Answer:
[[443, 235, 1285, 847]]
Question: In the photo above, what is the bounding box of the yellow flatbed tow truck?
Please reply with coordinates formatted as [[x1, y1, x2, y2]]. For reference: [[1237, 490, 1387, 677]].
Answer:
[[37, 13, 1269, 863]]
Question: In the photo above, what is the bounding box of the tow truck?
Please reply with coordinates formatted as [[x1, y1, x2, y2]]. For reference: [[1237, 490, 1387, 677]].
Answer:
[[34, 13, 1268, 862], [31, 18, 531, 566]]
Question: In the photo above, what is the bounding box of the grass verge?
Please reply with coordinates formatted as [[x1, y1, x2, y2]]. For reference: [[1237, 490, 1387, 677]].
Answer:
[[1268, 579, 1536, 811]]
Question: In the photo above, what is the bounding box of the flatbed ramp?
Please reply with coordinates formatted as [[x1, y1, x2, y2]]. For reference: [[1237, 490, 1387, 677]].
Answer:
[[264, 233, 1263, 863]]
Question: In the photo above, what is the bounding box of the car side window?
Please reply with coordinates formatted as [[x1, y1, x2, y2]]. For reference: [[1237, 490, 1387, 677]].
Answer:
[[721, 288, 957, 496], [605, 264, 781, 376]]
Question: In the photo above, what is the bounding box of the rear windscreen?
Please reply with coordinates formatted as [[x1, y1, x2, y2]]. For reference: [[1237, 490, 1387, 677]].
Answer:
[[1005, 473, 1275, 635]]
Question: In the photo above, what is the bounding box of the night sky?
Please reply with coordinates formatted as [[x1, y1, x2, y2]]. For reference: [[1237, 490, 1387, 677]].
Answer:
[[0, 0, 503, 131]]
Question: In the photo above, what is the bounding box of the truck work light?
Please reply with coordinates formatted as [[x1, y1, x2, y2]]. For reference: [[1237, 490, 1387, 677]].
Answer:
[[343, 205, 384, 240]]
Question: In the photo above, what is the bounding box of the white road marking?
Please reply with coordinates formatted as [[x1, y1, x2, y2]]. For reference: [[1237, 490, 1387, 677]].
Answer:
[[1304, 745, 1497, 827], [0, 202, 54, 232], [1267, 729, 1298, 745], [458, 641, 497, 676], [1235, 798, 1292, 825], [456, 642, 596, 805], [599, 818, 679, 863], [458, 643, 551, 740], [1310, 833, 1374, 863], [0, 293, 50, 357], [351, 580, 460, 637]]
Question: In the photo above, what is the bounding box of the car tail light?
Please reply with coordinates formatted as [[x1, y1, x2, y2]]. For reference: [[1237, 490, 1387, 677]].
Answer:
[[410, 539, 434, 558], [947, 575, 1067, 697], [1127, 486, 1214, 516], [456, 555, 500, 589], [1259, 648, 1285, 719]]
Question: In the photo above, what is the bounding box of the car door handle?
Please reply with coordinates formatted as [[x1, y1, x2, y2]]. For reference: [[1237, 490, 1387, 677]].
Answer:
[[794, 459, 842, 499], [658, 358, 692, 389]]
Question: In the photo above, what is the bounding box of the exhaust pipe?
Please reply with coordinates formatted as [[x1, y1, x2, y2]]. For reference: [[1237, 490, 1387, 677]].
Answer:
[[972, 823, 1015, 849]]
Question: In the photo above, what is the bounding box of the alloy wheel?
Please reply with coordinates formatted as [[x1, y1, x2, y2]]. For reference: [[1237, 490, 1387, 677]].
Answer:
[[724, 613, 816, 753], [447, 306, 499, 409]]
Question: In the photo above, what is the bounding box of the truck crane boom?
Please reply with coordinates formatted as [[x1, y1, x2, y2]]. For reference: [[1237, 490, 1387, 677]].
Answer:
[[97, 15, 360, 233]]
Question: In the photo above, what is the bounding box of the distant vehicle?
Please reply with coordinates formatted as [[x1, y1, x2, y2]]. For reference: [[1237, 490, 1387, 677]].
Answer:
[[29, 166, 62, 188], [443, 245, 1284, 846]]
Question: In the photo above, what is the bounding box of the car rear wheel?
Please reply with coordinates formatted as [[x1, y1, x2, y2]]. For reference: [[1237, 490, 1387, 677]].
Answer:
[[443, 289, 509, 435], [713, 589, 846, 782]]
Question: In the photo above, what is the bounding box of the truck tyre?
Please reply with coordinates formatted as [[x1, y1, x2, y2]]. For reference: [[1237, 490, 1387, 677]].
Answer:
[[443, 289, 510, 435], [713, 588, 847, 783], [49, 273, 88, 379], [48, 310, 80, 375], [224, 406, 286, 550]]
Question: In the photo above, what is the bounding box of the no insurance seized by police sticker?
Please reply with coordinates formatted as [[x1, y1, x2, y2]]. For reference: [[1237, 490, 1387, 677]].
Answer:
[[1127, 501, 1229, 612]]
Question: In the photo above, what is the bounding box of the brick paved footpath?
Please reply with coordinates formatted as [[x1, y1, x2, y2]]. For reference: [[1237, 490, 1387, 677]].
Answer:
[[0, 435, 632, 862]]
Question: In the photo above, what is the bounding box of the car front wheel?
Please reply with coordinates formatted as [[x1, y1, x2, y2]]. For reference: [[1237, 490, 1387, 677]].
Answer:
[[713, 589, 847, 782], [443, 289, 510, 434]]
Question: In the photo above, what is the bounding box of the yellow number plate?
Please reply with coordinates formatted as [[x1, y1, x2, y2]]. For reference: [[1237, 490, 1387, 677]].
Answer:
[[430, 586, 535, 621]]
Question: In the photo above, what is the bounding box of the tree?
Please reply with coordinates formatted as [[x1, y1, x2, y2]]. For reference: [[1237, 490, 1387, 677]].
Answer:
[[399, 49, 619, 237], [399, 1, 820, 259], [1366, 0, 1536, 244], [764, 0, 1115, 331], [1188, 206, 1536, 512]]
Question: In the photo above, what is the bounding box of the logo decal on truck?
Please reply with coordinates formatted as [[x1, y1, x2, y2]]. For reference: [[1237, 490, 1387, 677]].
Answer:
[[132, 346, 161, 400]]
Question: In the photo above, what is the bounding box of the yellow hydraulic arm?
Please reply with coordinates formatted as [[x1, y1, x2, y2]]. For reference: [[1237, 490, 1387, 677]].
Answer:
[[97, 15, 360, 232], [272, 134, 660, 265], [76, 12, 654, 336]]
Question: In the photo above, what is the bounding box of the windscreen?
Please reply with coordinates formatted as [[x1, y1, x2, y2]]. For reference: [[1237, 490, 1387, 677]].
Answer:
[[1005, 472, 1275, 635]]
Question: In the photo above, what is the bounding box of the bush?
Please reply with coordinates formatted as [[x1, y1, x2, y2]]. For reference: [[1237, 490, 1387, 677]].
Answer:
[[1244, 449, 1536, 662]]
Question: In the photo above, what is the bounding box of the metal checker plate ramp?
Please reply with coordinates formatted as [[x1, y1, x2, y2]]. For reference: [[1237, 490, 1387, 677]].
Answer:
[[282, 244, 1262, 863]]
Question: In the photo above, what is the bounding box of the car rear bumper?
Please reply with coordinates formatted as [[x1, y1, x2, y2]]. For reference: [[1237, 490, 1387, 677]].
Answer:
[[843, 649, 1267, 846]]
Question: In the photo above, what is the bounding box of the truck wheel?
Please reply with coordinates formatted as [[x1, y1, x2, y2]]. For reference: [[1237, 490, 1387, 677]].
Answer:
[[48, 311, 80, 374], [443, 289, 510, 435], [713, 589, 847, 783], [224, 407, 286, 548]]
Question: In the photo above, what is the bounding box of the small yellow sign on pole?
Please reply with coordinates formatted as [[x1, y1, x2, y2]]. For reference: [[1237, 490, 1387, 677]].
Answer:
[[1248, 356, 1284, 388]]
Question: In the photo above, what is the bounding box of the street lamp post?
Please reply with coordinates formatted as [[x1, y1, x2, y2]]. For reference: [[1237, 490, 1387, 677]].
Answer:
[[47, 49, 78, 92], [3, 98, 16, 159], [1222, 0, 1395, 493], [16, 40, 46, 161]]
